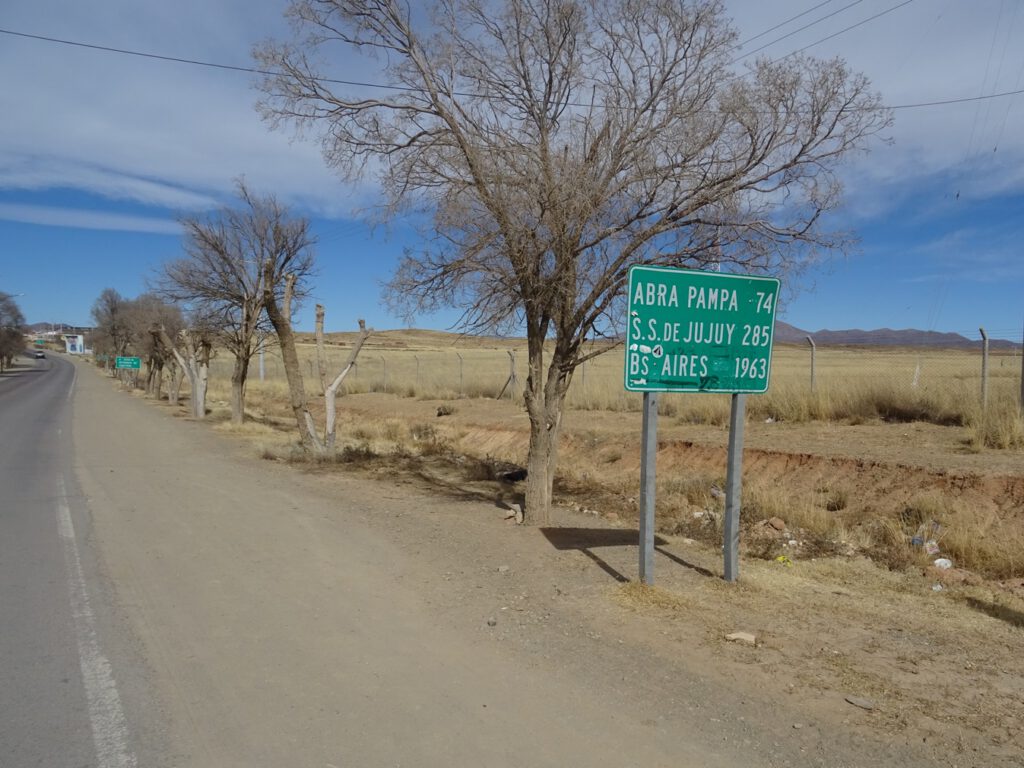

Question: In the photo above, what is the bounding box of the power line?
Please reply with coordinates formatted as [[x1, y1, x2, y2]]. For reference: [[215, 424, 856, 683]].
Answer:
[[4, 17, 1022, 113], [0, 27, 419, 94], [738, 0, 840, 47], [780, 0, 916, 58], [733, 0, 866, 63]]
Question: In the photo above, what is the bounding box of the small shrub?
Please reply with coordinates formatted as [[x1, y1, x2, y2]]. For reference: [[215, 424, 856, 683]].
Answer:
[[410, 423, 438, 442], [900, 493, 953, 529], [662, 474, 718, 506], [602, 449, 623, 463], [351, 425, 375, 441], [338, 442, 376, 463], [381, 419, 406, 442], [966, 406, 1024, 450], [824, 487, 848, 512]]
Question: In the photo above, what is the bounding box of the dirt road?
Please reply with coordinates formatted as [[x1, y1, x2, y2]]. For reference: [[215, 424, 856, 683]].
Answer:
[[73, 365, 943, 767]]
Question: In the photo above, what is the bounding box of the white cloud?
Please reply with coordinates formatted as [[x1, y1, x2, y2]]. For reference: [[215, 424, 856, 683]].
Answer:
[[0, 202, 182, 233], [0, 0, 1022, 219], [728, 0, 1024, 198]]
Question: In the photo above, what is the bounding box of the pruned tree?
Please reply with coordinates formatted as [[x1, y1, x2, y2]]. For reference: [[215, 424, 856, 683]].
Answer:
[[262, 266, 370, 455], [256, 0, 891, 523], [0, 292, 26, 370], [315, 306, 371, 451], [159, 180, 316, 424], [122, 293, 184, 399], [151, 325, 215, 419]]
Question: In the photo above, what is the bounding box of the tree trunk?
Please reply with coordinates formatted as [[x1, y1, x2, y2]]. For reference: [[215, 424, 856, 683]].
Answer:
[[150, 361, 164, 400], [192, 362, 208, 419], [152, 327, 210, 420], [168, 365, 184, 406], [521, 330, 572, 525], [263, 269, 320, 451], [524, 416, 557, 525], [230, 353, 248, 425]]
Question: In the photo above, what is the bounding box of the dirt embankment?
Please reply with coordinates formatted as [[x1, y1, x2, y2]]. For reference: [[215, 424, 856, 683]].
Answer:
[[310, 393, 1024, 580]]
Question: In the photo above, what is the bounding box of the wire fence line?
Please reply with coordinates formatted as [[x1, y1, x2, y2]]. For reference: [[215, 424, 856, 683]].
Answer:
[[211, 335, 1024, 423]]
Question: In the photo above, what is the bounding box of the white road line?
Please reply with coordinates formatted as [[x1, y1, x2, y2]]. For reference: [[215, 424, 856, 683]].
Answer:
[[57, 475, 137, 768], [67, 366, 78, 402]]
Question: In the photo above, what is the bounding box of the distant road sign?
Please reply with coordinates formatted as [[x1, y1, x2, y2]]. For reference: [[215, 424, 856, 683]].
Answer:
[[624, 266, 780, 394], [115, 356, 141, 370]]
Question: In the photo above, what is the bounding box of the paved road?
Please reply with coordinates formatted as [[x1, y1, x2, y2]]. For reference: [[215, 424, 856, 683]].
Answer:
[[0, 355, 152, 767]]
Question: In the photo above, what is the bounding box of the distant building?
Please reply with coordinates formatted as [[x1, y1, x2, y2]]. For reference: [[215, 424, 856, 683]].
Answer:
[[64, 334, 85, 354]]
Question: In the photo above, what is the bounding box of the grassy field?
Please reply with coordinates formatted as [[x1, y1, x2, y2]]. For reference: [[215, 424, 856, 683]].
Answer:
[[214, 332, 1024, 447]]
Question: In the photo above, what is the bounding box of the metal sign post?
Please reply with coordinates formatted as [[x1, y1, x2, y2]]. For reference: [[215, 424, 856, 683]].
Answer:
[[723, 393, 747, 582], [624, 266, 779, 584], [638, 391, 658, 585]]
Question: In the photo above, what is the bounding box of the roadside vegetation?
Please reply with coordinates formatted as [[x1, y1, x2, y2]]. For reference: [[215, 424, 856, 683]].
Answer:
[[86, 304, 1024, 581], [0, 292, 26, 370], [163, 334, 1024, 581], [214, 335, 1023, 438]]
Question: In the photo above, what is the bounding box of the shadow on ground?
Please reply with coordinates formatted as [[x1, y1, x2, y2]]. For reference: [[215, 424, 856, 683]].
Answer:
[[540, 527, 720, 582], [964, 596, 1024, 628]]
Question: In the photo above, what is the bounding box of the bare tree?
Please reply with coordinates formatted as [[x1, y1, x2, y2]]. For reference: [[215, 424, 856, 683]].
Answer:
[[122, 293, 184, 399], [159, 180, 316, 424], [263, 267, 370, 455], [151, 324, 215, 419], [0, 292, 26, 370], [91, 288, 133, 370], [257, 0, 890, 523]]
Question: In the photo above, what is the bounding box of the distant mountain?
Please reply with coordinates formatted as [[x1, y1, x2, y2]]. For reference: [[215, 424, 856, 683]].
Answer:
[[774, 321, 813, 344], [775, 321, 1020, 350]]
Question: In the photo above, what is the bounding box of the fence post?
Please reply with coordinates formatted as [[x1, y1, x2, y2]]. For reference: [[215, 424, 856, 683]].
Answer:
[[496, 350, 519, 400], [508, 350, 517, 400], [980, 327, 989, 411], [806, 335, 816, 392], [456, 352, 464, 397]]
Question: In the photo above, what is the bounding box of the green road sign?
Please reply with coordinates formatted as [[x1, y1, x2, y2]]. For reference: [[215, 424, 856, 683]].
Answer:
[[115, 356, 142, 370], [624, 266, 780, 394]]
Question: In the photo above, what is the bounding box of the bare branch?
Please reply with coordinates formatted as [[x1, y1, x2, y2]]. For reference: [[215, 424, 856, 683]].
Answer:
[[258, 0, 891, 521]]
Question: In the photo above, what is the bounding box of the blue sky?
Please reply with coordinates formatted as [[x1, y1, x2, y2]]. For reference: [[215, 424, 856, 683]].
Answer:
[[1, 0, 1022, 343]]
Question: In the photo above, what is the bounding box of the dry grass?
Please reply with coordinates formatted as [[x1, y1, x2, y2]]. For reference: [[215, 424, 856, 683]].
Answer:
[[137, 334, 1024, 578], [216, 339, 1021, 429]]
